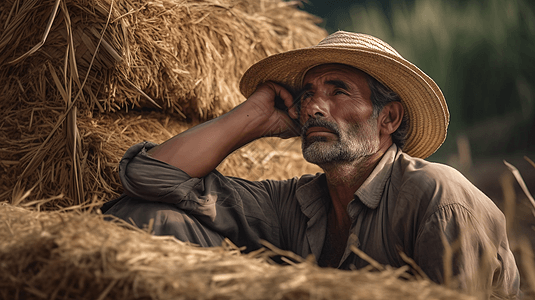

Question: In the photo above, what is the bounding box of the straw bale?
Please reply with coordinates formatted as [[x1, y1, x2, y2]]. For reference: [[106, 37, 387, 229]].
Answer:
[[0, 0, 326, 208], [0, 108, 320, 208], [0, 109, 181, 208], [0, 0, 327, 119], [0, 202, 476, 300]]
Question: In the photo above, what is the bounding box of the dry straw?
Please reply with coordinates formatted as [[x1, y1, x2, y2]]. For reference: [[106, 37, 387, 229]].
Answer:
[[1, 0, 326, 117], [0, 0, 327, 208], [501, 158, 535, 297], [0, 202, 476, 300]]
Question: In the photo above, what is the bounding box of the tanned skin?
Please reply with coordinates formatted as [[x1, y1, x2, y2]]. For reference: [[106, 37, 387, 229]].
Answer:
[[148, 63, 404, 267]]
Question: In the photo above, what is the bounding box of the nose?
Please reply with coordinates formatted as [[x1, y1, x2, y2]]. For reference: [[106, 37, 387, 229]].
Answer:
[[302, 95, 328, 121]]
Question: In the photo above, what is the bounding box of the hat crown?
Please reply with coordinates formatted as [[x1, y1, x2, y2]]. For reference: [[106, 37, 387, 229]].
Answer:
[[316, 31, 402, 58]]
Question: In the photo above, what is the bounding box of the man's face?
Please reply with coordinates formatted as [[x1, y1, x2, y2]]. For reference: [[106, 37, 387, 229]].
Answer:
[[298, 64, 380, 165]]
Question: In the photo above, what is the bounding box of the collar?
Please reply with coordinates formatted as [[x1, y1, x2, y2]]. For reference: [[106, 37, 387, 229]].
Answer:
[[354, 144, 398, 209], [295, 173, 329, 221]]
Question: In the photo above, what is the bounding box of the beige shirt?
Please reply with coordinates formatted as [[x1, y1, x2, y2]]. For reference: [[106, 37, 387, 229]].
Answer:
[[113, 142, 519, 298]]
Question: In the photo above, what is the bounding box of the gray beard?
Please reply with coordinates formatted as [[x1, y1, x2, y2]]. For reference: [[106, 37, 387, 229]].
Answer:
[[301, 118, 379, 165]]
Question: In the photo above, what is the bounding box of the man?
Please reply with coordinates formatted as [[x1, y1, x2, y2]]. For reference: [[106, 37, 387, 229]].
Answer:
[[102, 31, 519, 297]]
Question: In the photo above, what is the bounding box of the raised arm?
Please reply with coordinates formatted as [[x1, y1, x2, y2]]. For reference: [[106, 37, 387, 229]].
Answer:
[[147, 82, 300, 178]]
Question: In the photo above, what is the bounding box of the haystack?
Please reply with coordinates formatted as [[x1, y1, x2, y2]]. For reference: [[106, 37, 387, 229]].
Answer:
[[0, 0, 327, 207], [0, 202, 476, 300], [1, 0, 324, 116]]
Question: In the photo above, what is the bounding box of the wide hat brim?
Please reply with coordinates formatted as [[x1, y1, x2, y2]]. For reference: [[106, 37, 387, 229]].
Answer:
[[239, 31, 449, 159]]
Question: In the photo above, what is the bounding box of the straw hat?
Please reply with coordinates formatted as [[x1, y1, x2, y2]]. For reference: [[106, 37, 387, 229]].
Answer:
[[239, 31, 449, 159]]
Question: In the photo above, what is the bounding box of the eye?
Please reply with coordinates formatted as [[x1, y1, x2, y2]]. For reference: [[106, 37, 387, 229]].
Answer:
[[334, 89, 348, 96], [302, 91, 313, 99], [299, 91, 313, 102]]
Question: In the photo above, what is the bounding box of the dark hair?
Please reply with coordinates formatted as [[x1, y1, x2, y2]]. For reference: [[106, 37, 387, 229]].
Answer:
[[366, 75, 409, 150]]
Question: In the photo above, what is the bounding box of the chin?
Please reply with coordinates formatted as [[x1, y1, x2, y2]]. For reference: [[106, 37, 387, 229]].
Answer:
[[302, 143, 338, 165], [302, 136, 331, 150]]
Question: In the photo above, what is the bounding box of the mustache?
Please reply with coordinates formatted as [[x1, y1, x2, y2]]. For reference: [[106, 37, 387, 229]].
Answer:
[[301, 118, 340, 138]]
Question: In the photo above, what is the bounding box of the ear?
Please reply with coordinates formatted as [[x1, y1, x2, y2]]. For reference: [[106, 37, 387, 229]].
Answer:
[[378, 102, 404, 135]]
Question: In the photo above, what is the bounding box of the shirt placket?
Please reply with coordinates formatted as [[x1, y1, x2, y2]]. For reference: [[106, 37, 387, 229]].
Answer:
[[337, 198, 365, 268]]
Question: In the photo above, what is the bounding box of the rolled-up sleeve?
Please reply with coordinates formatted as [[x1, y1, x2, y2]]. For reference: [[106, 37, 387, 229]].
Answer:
[[117, 141, 285, 251], [119, 142, 198, 203], [120, 141, 224, 221]]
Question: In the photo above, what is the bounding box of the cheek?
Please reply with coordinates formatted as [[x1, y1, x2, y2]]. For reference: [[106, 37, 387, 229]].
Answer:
[[342, 106, 374, 124], [333, 108, 359, 125]]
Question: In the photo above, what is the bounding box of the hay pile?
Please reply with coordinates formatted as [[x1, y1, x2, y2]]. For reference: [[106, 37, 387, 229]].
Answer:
[[0, 202, 475, 300], [0, 0, 326, 208], [1, 0, 323, 116]]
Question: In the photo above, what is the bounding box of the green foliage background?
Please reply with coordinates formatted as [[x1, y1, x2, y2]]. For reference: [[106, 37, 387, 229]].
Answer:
[[301, 0, 535, 162]]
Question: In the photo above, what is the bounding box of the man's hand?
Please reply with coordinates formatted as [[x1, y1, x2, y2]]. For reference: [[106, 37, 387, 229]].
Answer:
[[242, 82, 301, 139]]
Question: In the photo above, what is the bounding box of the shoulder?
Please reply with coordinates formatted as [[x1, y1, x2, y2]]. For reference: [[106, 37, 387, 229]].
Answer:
[[396, 153, 469, 191], [392, 152, 501, 218]]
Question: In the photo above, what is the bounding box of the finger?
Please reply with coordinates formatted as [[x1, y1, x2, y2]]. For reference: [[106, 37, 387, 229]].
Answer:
[[267, 82, 298, 119]]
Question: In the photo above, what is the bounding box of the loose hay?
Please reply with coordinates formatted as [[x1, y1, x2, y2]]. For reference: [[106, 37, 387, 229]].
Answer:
[[0, 0, 327, 207], [0, 202, 475, 300]]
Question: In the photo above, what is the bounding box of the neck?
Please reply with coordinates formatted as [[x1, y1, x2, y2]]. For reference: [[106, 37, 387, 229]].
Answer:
[[320, 149, 385, 222]]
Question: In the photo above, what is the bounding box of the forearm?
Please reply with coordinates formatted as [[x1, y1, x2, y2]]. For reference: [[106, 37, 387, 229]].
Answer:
[[147, 101, 266, 178]]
